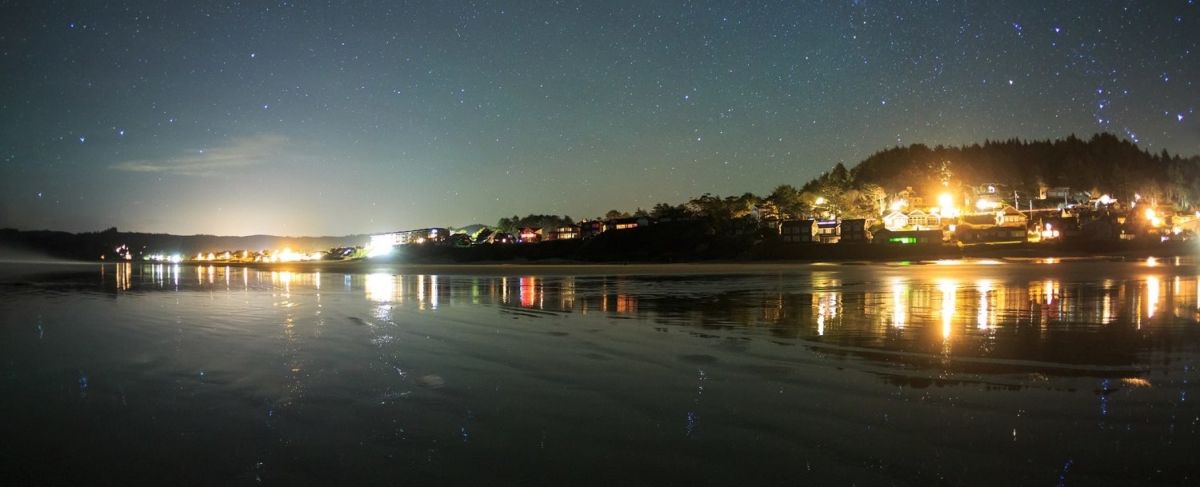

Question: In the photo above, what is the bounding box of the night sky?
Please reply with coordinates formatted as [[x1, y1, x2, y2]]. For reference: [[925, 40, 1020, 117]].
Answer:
[[2, 1, 1197, 237]]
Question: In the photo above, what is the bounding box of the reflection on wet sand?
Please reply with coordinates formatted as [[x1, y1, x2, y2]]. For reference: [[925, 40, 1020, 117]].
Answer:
[[101, 261, 1200, 377], [12, 259, 1200, 485]]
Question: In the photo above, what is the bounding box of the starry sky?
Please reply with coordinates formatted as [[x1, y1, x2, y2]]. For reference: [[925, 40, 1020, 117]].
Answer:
[[1, 0, 1197, 237]]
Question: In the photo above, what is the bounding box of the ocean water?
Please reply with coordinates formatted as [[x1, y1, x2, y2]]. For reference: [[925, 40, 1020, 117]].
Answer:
[[1, 259, 1198, 486]]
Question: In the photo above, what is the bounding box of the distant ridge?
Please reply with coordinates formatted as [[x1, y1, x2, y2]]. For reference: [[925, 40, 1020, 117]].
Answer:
[[0, 228, 370, 262]]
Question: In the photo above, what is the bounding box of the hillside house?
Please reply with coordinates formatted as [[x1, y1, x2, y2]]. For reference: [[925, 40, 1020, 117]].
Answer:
[[840, 219, 870, 243], [816, 220, 841, 243], [780, 220, 817, 243], [882, 211, 909, 230]]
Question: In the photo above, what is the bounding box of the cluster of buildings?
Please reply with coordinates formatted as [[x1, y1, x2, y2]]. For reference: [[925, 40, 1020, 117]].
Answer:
[[367, 217, 656, 255], [781, 184, 1197, 246], [363, 184, 1197, 256]]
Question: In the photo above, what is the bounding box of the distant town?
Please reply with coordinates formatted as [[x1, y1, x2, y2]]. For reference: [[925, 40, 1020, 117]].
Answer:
[[105, 181, 1193, 265], [5, 134, 1199, 263]]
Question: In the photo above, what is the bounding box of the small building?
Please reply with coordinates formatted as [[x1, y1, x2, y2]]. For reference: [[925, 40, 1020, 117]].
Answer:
[[839, 219, 869, 243], [907, 210, 936, 229], [873, 229, 943, 245], [1080, 218, 1122, 241], [816, 220, 841, 244], [606, 217, 650, 231], [882, 211, 909, 230], [579, 220, 605, 239], [997, 206, 1028, 227], [473, 228, 495, 245], [1032, 216, 1080, 241], [957, 226, 1027, 243], [960, 213, 998, 227], [1045, 187, 1071, 201], [896, 186, 925, 208], [780, 219, 817, 243], [545, 226, 580, 240], [517, 227, 543, 243]]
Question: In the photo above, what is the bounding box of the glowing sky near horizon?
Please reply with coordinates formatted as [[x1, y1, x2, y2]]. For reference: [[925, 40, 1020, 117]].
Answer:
[[1, 0, 1196, 236]]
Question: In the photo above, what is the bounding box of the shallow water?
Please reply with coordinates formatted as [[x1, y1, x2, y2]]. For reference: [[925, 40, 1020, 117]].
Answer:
[[1, 259, 1198, 486]]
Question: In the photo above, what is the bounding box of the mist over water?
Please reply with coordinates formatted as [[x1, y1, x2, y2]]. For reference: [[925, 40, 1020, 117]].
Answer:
[[1, 260, 1198, 486]]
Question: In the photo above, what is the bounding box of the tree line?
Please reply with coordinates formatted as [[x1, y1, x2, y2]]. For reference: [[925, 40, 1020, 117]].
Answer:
[[496, 133, 1200, 234]]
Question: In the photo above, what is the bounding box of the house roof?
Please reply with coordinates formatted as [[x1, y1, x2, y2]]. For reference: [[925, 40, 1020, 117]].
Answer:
[[1000, 206, 1026, 216]]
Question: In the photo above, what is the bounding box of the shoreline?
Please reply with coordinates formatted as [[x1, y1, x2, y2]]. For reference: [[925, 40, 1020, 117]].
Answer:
[[37, 253, 1194, 277], [4, 239, 1196, 278]]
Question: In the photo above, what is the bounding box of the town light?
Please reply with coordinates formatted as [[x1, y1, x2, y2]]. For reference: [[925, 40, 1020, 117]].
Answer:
[[366, 244, 393, 258]]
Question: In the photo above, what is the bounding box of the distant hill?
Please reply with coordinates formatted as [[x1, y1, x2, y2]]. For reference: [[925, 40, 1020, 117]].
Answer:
[[802, 133, 1200, 209]]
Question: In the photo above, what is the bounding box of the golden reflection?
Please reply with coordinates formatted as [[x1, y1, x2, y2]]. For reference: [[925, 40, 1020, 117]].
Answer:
[[815, 292, 839, 336], [614, 294, 637, 314], [520, 276, 539, 308], [365, 273, 398, 303], [938, 279, 957, 340], [1122, 378, 1152, 388], [115, 262, 132, 291], [816, 297, 826, 336], [1029, 279, 1062, 324], [272, 271, 293, 296], [1102, 292, 1113, 324], [890, 280, 907, 328], [560, 276, 576, 310], [977, 280, 993, 330], [1147, 275, 1161, 319], [1042, 279, 1058, 305]]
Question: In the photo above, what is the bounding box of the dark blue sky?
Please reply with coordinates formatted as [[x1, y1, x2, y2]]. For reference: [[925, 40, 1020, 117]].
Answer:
[[2, 0, 1196, 236]]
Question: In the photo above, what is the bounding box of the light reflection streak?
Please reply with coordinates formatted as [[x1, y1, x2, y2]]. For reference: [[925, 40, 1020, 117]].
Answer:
[[365, 273, 396, 303], [107, 266, 1200, 338], [817, 299, 826, 336], [521, 276, 537, 308], [430, 275, 439, 309], [115, 262, 132, 291], [891, 280, 907, 328], [977, 280, 992, 330], [938, 279, 957, 341], [1147, 275, 1161, 320], [417, 275, 426, 309]]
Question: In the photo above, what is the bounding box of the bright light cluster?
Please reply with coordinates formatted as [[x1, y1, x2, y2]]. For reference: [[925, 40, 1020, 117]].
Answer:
[[146, 253, 183, 263]]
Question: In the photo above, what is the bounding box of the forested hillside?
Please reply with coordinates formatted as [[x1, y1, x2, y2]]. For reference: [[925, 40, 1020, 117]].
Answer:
[[805, 133, 1200, 210]]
